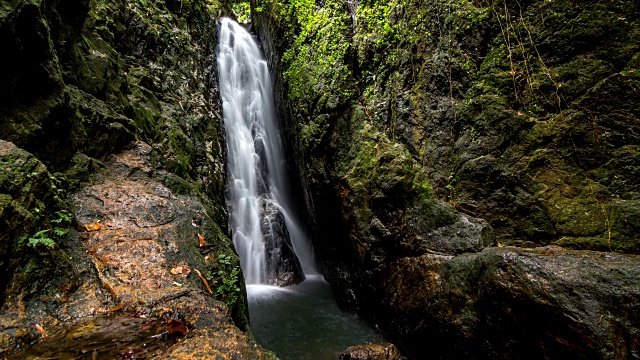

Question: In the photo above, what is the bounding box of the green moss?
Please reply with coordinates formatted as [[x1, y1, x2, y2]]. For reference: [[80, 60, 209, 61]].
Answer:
[[255, 0, 640, 252], [276, 0, 355, 116], [555, 200, 640, 253], [128, 85, 162, 141], [167, 128, 195, 179], [299, 114, 330, 154]]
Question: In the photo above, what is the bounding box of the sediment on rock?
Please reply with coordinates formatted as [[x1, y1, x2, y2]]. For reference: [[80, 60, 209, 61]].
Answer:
[[337, 341, 403, 360]]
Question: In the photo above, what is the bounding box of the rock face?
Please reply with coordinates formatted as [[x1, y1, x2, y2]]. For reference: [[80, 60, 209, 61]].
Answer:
[[0, 0, 271, 357], [0, 140, 77, 309], [3, 143, 274, 358], [260, 200, 305, 286], [250, 0, 640, 358], [381, 246, 640, 359]]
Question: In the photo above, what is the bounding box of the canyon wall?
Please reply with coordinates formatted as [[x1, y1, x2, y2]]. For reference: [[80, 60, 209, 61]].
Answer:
[[250, 0, 640, 357]]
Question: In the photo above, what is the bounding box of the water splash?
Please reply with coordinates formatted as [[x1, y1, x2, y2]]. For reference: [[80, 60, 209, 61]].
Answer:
[[217, 18, 314, 285]]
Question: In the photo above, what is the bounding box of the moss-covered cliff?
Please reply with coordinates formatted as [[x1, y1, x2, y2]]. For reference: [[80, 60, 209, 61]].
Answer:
[[0, 0, 274, 357], [250, 0, 640, 357], [253, 0, 640, 254]]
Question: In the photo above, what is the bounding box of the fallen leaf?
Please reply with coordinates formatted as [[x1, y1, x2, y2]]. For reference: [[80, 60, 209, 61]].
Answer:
[[197, 232, 205, 247], [167, 319, 188, 334], [170, 266, 191, 277], [193, 269, 212, 294], [203, 255, 215, 263], [85, 222, 102, 231], [106, 303, 125, 313], [101, 256, 119, 268], [34, 324, 49, 339], [199, 245, 215, 254]]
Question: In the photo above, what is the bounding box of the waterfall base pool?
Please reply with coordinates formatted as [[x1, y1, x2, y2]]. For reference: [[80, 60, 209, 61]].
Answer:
[[247, 275, 382, 360]]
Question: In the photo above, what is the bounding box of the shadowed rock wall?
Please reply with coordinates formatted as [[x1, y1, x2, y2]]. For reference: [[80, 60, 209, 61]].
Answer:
[[0, 0, 274, 357], [250, 0, 640, 357]]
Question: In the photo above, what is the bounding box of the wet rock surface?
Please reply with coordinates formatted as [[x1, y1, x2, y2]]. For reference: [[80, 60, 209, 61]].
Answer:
[[6, 143, 274, 359], [380, 246, 640, 359], [337, 341, 403, 360], [260, 200, 305, 287]]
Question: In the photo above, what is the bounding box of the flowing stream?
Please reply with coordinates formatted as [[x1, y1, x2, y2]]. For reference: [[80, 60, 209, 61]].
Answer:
[[217, 18, 381, 358]]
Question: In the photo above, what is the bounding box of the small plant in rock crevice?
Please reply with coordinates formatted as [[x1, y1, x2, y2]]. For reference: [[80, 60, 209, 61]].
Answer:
[[28, 229, 56, 249], [206, 253, 242, 307], [27, 211, 73, 250]]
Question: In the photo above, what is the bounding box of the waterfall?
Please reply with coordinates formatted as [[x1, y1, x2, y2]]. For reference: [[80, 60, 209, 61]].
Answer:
[[217, 18, 314, 286]]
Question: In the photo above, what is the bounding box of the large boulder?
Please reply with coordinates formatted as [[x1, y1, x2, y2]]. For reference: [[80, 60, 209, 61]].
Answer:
[[260, 199, 305, 286], [380, 246, 640, 359]]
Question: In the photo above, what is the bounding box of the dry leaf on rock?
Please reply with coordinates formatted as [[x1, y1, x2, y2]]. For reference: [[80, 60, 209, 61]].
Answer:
[[170, 266, 191, 277], [85, 221, 102, 231], [106, 303, 125, 313], [34, 324, 48, 339], [193, 269, 212, 294], [167, 319, 189, 335], [197, 232, 205, 247]]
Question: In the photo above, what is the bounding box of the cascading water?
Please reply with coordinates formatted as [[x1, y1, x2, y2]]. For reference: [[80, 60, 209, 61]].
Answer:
[[217, 18, 314, 285], [217, 18, 382, 359]]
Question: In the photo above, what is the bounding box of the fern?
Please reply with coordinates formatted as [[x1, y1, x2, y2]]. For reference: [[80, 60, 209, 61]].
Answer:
[[28, 230, 55, 249]]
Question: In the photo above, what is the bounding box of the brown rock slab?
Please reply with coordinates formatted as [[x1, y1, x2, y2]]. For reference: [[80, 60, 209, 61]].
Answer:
[[337, 341, 403, 360], [6, 142, 272, 359]]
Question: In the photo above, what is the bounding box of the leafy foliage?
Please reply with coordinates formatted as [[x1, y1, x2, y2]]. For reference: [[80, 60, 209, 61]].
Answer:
[[207, 253, 242, 307], [231, 1, 251, 23], [277, 0, 355, 116], [28, 230, 55, 249], [26, 211, 73, 250]]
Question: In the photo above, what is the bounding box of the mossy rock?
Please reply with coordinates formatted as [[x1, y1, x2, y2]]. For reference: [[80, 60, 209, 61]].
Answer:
[[0, 140, 77, 303]]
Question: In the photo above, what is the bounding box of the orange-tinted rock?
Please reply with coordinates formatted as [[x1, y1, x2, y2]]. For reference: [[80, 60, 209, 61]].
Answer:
[[337, 341, 403, 360], [7, 143, 270, 358]]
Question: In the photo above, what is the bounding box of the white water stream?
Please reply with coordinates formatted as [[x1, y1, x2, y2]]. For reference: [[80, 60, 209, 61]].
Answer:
[[217, 18, 314, 284], [217, 18, 383, 358]]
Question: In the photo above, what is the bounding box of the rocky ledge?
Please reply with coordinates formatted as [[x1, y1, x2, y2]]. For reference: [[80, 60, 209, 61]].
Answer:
[[1, 141, 274, 358]]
